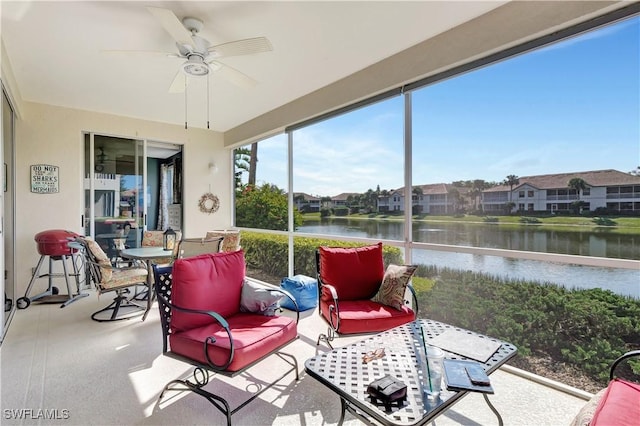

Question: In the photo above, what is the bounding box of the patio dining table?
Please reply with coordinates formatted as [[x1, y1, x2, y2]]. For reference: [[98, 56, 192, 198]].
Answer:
[[119, 246, 174, 321]]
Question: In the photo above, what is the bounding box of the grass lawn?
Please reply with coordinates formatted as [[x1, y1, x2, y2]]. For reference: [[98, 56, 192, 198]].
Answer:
[[301, 212, 640, 234]]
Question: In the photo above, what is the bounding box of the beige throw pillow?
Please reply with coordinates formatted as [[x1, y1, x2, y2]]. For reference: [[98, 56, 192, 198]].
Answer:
[[205, 230, 241, 252], [372, 264, 417, 310]]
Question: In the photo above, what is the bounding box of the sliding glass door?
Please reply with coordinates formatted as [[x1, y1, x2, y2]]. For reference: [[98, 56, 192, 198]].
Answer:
[[2, 86, 16, 341], [84, 133, 183, 257], [84, 134, 146, 256]]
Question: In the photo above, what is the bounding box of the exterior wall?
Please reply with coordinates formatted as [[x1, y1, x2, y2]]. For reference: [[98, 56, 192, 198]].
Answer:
[[294, 197, 320, 212], [13, 101, 231, 296], [483, 184, 640, 214], [377, 192, 459, 214], [514, 184, 539, 212], [391, 195, 402, 212], [482, 191, 509, 212], [427, 194, 450, 214], [588, 186, 608, 210]]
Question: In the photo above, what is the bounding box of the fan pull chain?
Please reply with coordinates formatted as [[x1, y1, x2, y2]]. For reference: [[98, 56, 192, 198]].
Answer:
[[184, 78, 188, 129], [207, 74, 210, 129]]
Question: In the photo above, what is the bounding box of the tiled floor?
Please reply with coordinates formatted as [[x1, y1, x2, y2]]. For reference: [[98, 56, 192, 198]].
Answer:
[[1, 289, 590, 425]]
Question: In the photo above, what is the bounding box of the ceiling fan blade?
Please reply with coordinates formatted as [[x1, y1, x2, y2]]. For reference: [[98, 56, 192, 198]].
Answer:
[[147, 6, 193, 46], [212, 61, 257, 89], [168, 71, 188, 93], [208, 37, 273, 58], [101, 49, 176, 57]]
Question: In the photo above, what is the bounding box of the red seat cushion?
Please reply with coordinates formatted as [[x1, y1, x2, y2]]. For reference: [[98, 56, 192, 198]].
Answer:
[[170, 250, 246, 331], [319, 299, 415, 334], [319, 243, 384, 300], [591, 378, 640, 426], [170, 313, 297, 372]]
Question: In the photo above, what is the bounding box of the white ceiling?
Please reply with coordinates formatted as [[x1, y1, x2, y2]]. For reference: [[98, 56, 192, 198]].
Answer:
[[1, 1, 632, 137], [1, 1, 508, 132]]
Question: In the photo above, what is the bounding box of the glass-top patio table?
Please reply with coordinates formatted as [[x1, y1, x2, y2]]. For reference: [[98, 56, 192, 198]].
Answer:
[[120, 246, 174, 321], [305, 319, 517, 426]]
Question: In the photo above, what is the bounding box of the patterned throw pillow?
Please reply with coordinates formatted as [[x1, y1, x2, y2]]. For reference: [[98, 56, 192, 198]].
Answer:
[[84, 237, 113, 282], [142, 231, 164, 247], [372, 264, 417, 310], [205, 230, 241, 252], [142, 230, 182, 264]]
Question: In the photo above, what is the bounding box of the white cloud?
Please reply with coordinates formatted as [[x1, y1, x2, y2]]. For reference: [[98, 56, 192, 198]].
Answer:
[[284, 126, 404, 195]]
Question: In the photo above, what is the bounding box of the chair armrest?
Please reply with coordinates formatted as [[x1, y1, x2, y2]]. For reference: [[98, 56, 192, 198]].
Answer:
[[320, 283, 341, 331], [165, 301, 229, 331], [244, 278, 300, 324], [610, 350, 640, 380], [153, 284, 234, 371], [272, 288, 300, 324], [406, 283, 419, 316], [107, 264, 148, 273], [126, 259, 146, 268], [321, 283, 339, 301]]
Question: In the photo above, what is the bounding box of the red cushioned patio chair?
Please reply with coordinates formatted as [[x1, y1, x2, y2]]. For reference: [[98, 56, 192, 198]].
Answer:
[[152, 250, 300, 426], [571, 350, 640, 426], [316, 242, 418, 349]]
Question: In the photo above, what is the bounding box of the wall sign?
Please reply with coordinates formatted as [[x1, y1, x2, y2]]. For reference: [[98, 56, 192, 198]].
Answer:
[[30, 164, 59, 194]]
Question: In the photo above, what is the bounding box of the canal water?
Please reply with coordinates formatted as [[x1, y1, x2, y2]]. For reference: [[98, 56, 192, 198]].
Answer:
[[299, 218, 640, 299]]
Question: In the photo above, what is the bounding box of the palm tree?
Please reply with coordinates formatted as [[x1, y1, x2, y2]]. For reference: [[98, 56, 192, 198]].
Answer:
[[412, 186, 423, 202], [248, 142, 258, 186], [346, 194, 355, 207], [470, 179, 488, 211], [363, 188, 377, 212], [447, 187, 461, 214], [234, 147, 251, 189], [568, 177, 588, 214], [502, 175, 519, 215], [568, 177, 588, 196], [503, 175, 520, 202], [320, 196, 332, 209]]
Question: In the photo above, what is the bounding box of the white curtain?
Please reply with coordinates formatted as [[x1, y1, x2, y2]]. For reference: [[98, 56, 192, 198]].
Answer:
[[157, 163, 170, 230]]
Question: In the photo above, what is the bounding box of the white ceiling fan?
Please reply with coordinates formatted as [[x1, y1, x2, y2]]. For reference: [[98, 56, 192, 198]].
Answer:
[[106, 6, 272, 93]]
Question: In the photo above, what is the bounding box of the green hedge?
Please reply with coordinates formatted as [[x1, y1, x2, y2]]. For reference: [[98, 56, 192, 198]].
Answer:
[[240, 231, 403, 278], [419, 268, 640, 385]]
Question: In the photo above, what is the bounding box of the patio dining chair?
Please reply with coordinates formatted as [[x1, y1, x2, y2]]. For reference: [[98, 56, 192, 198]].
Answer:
[[152, 250, 300, 425], [75, 236, 148, 322], [177, 236, 224, 258], [141, 230, 183, 265], [316, 242, 418, 349], [127, 229, 183, 301]]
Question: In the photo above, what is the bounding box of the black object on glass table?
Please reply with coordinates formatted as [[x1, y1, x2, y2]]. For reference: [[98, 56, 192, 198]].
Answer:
[[443, 359, 494, 394], [367, 375, 407, 410], [466, 364, 491, 386]]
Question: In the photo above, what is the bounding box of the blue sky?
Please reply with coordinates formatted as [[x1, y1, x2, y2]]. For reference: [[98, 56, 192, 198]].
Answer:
[[247, 17, 639, 197]]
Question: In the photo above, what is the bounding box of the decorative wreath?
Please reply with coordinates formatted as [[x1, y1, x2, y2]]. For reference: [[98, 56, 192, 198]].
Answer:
[[198, 192, 220, 214]]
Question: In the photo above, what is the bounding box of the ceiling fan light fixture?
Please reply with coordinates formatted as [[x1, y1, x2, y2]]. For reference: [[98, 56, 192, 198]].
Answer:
[[96, 148, 107, 164], [181, 56, 209, 77]]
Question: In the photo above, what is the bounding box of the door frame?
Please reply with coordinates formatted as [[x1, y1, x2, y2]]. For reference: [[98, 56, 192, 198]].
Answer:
[[82, 132, 183, 241], [1, 83, 16, 343]]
